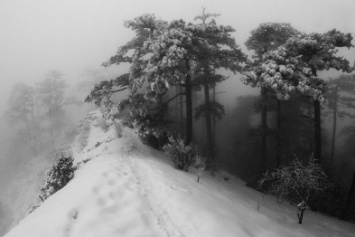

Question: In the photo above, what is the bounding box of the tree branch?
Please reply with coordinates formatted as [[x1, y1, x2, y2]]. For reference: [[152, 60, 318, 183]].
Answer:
[[149, 92, 186, 111]]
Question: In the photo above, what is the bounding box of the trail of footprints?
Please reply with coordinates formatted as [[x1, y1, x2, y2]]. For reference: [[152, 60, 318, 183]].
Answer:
[[94, 165, 131, 212]]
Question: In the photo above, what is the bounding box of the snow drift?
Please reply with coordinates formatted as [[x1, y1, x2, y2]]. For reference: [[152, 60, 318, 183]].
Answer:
[[5, 110, 355, 237]]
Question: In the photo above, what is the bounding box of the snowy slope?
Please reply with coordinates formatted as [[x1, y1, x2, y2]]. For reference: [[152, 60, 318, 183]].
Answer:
[[5, 110, 355, 237]]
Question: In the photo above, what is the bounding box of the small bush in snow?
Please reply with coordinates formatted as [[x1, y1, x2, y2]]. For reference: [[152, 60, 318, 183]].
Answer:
[[259, 156, 327, 224], [194, 155, 206, 182], [163, 136, 197, 171], [40, 154, 76, 201], [139, 126, 170, 150]]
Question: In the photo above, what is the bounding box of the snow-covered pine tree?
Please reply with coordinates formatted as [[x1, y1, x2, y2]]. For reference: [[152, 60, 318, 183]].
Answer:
[[243, 23, 300, 170], [244, 29, 354, 163]]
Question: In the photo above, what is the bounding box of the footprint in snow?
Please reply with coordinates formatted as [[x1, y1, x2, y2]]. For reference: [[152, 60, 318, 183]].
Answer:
[[108, 179, 116, 186], [170, 185, 188, 192], [92, 186, 101, 194]]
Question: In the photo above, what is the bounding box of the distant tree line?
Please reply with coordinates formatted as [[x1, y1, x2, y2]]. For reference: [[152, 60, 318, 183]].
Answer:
[[5, 70, 80, 153]]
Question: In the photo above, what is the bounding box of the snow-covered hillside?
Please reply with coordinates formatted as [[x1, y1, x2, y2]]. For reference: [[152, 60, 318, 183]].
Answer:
[[5, 111, 355, 237]]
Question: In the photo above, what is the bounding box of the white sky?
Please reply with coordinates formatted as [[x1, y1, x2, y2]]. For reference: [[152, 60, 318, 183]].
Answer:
[[0, 0, 354, 107]]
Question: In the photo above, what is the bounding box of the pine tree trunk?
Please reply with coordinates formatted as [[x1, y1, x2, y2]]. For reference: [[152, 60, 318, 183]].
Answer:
[[276, 99, 281, 167], [212, 85, 216, 148], [342, 170, 355, 220], [308, 98, 314, 153], [312, 68, 321, 163], [175, 87, 180, 120], [298, 210, 305, 224], [313, 99, 321, 163], [179, 87, 184, 131], [204, 82, 214, 165], [330, 84, 338, 165], [185, 61, 193, 145], [261, 87, 267, 172]]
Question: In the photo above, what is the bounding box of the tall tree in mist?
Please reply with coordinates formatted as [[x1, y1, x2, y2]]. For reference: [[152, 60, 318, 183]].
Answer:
[[192, 9, 246, 164], [339, 123, 355, 220], [37, 70, 68, 138], [5, 82, 44, 153], [327, 74, 355, 165], [243, 23, 299, 170], [6, 82, 34, 129], [244, 29, 354, 163], [283, 30, 353, 163], [144, 19, 197, 145], [229, 95, 259, 178]]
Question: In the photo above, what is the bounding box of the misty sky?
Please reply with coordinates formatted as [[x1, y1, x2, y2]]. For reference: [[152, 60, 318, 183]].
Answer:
[[0, 0, 354, 109]]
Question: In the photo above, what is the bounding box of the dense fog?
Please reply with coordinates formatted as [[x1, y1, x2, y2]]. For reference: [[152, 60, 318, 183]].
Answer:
[[1, 0, 355, 235]]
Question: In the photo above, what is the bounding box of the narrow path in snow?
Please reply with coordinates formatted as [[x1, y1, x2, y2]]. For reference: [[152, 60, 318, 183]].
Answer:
[[118, 131, 187, 237], [69, 152, 168, 237]]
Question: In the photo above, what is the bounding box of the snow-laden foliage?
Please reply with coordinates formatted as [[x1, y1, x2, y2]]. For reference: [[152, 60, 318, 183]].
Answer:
[[40, 152, 76, 201], [242, 46, 327, 101], [243, 29, 354, 102], [163, 136, 198, 171], [259, 157, 327, 203], [259, 157, 327, 223], [84, 74, 129, 107], [245, 23, 300, 59], [139, 124, 170, 150], [194, 100, 225, 120]]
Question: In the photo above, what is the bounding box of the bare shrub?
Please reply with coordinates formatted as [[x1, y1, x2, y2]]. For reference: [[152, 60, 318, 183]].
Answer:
[[259, 156, 327, 224]]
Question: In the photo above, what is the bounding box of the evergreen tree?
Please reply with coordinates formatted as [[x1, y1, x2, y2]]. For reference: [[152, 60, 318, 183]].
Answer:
[[327, 74, 355, 165], [85, 15, 170, 130], [192, 9, 246, 165], [243, 23, 299, 170], [244, 29, 354, 163]]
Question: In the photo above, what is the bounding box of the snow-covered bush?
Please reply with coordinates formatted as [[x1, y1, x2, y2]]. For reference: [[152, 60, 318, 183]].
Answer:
[[259, 157, 327, 224], [139, 126, 170, 150], [163, 136, 197, 171], [100, 100, 120, 120], [194, 155, 206, 182], [40, 154, 76, 201]]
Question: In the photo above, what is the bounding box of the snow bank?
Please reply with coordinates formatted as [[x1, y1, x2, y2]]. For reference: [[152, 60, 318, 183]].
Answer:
[[5, 110, 355, 237]]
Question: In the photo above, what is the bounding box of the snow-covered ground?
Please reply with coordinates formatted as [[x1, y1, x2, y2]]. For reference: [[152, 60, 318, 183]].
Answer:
[[5, 110, 355, 237]]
